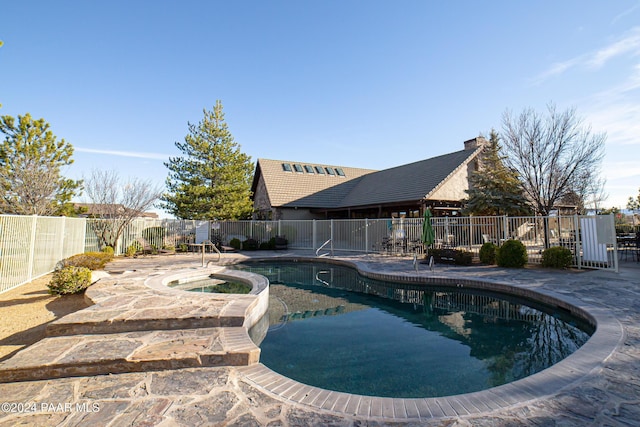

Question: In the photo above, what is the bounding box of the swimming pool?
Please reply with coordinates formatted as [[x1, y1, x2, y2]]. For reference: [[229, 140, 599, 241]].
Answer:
[[236, 260, 593, 398]]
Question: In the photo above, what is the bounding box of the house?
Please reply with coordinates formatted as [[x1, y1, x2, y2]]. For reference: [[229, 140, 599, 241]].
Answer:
[[251, 137, 488, 219]]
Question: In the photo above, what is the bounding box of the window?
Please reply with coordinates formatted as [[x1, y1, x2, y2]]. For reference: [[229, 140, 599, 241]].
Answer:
[[335, 168, 345, 177], [282, 163, 292, 172], [314, 166, 325, 174], [304, 165, 314, 173], [293, 164, 303, 173], [325, 167, 335, 175]]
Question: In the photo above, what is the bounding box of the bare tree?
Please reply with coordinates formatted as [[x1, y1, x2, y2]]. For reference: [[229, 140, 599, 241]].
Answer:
[[83, 170, 163, 249], [582, 176, 608, 214], [501, 104, 606, 216]]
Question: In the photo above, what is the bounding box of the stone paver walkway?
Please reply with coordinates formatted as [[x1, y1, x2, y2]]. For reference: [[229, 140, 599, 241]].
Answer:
[[0, 251, 638, 426]]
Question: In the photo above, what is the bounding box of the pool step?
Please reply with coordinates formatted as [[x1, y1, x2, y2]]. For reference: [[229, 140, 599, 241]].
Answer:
[[45, 290, 252, 337], [0, 327, 260, 383]]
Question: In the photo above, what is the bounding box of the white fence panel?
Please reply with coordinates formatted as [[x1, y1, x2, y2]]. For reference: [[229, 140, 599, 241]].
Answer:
[[0, 215, 86, 294]]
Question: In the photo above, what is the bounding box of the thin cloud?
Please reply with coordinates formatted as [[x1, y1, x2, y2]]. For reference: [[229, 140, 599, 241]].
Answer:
[[530, 57, 584, 85], [532, 26, 640, 84], [587, 27, 640, 68], [601, 160, 640, 181], [583, 63, 640, 146], [75, 147, 170, 160], [611, 1, 640, 25]]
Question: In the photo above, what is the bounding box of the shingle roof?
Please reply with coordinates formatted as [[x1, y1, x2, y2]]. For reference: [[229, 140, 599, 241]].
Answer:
[[337, 149, 478, 207], [252, 159, 376, 208], [253, 147, 481, 209]]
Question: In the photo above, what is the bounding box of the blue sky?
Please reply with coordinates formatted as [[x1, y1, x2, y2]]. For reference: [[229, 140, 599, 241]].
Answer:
[[2, 1, 639, 216]]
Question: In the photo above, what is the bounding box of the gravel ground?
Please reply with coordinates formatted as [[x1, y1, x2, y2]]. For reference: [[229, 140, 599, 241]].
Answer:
[[0, 275, 90, 362]]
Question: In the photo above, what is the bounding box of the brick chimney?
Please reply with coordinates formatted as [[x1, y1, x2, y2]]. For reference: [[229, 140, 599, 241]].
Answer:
[[464, 136, 489, 150]]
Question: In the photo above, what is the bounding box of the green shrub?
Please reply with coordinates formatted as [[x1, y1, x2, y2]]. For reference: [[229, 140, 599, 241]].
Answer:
[[267, 237, 277, 250], [125, 244, 138, 257], [496, 239, 528, 268], [427, 248, 473, 266], [453, 250, 473, 266], [48, 266, 92, 295], [102, 246, 114, 255], [259, 241, 270, 250], [60, 252, 113, 270], [541, 246, 573, 269], [242, 238, 259, 251], [178, 243, 189, 253], [479, 242, 497, 265], [229, 238, 242, 250]]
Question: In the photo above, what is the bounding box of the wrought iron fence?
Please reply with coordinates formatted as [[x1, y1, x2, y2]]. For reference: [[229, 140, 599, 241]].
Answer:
[[0, 213, 621, 294], [97, 214, 617, 271]]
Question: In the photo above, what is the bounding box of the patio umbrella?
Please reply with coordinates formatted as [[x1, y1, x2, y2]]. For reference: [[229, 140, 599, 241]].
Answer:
[[422, 208, 435, 249]]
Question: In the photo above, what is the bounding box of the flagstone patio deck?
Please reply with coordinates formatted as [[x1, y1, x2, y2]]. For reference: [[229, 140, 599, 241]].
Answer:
[[0, 251, 638, 426]]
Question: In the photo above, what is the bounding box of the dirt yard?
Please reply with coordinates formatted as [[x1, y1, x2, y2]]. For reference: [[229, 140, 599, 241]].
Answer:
[[0, 275, 90, 362]]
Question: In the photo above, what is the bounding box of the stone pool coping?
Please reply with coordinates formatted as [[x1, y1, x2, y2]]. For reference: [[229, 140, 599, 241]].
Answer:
[[234, 256, 624, 420]]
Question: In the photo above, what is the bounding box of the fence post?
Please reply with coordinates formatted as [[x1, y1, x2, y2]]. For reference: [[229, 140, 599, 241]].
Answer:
[[503, 215, 509, 242], [468, 218, 473, 253], [57, 216, 66, 260], [365, 219, 369, 253], [610, 214, 619, 273], [330, 219, 334, 255], [573, 215, 582, 270], [27, 215, 38, 283], [312, 220, 317, 250]]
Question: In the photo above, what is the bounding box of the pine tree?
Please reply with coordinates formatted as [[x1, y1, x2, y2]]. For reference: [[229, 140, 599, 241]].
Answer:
[[161, 101, 254, 219], [462, 130, 531, 216], [0, 113, 82, 215]]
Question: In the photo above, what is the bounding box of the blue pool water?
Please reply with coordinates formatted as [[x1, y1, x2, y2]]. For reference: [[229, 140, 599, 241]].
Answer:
[[236, 261, 593, 398]]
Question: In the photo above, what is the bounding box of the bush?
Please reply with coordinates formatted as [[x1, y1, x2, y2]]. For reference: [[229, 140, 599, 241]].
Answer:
[[496, 240, 528, 268], [428, 248, 473, 266], [267, 237, 277, 250], [242, 238, 259, 251], [541, 246, 573, 269], [229, 238, 242, 250], [102, 246, 114, 255], [125, 243, 139, 257], [259, 241, 270, 250], [59, 252, 113, 270], [453, 250, 473, 266], [48, 266, 92, 295], [479, 242, 497, 265]]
